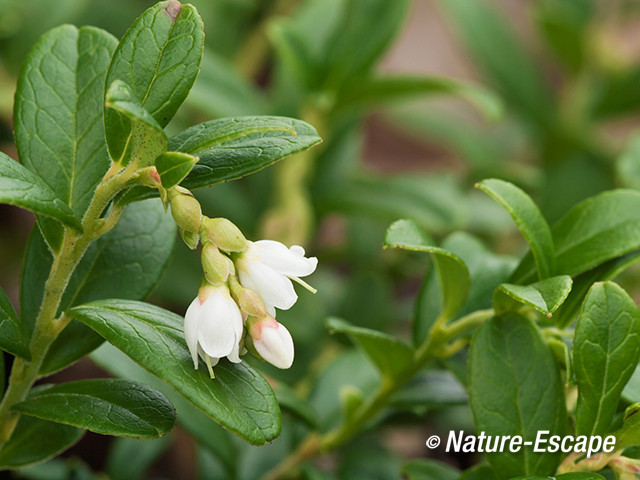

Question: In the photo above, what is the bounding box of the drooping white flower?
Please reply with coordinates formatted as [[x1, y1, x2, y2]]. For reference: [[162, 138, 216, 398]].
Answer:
[[236, 240, 318, 315], [248, 316, 294, 369], [184, 283, 243, 377]]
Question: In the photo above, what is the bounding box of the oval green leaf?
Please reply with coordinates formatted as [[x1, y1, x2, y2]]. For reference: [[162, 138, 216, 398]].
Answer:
[[512, 190, 640, 283], [325, 317, 414, 380], [155, 151, 198, 189], [0, 416, 83, 469], [494, 275, 572, 316], [68, 299, 280, 445], [477, 179, 555, 280], [104, 80, 168, 166], [14, 25, 117, 250], [469, 314, 566, 478], [385, 219, 470, 321], [574, 282, 640, 437], [13, 379, 175, 438], [104, 1, 204, 163], [0, 153, 82, 231]]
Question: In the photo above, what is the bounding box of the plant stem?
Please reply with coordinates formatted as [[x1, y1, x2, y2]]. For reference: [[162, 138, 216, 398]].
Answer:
[[263, 309, 493, 479], [0, 164, 135, 446]]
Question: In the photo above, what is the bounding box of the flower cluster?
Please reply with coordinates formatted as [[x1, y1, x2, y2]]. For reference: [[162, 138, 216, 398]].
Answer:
[[167, 187, 317, 378]]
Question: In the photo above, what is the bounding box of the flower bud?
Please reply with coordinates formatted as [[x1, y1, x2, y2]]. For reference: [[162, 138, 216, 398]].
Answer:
[[204, 217, 248, 252], [168, 187, 202, 234], [180, 227, 199, 250], [201, 244, 230, 285], [228, 276, 267, 317], [247, 316, 294, 369]]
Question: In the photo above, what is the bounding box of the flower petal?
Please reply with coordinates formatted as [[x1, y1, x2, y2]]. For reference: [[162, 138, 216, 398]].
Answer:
[[252, 240, 317, 277], [239, 261, 298, 310], [197, 286, 243, 358], [184, 297, 202, 369], [254, 321, 294, 369]]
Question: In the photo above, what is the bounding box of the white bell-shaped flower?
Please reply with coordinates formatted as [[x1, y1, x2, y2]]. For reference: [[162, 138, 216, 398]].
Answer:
[[249, 316, 294, 369], [236, 240, 318, 315], [184, 283, 243, 377]]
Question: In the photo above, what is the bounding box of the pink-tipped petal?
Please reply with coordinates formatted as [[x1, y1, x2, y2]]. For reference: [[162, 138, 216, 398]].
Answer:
[[254, 320, 294, 369]]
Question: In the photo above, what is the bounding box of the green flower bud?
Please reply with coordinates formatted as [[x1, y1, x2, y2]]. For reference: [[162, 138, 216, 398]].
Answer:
[[227, 275, 266, 317], [204, 217, 248, 252], [180, 228, 199, 250], [168, 187, 202, 233], [201, 244, 230, 285]]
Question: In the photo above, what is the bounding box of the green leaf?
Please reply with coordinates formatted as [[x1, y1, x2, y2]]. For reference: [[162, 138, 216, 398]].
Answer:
[[0, 286, 30, 359], [13, 379, 175, 438], [336, 76, 503, 120], [440, 0, 554, 127], [512, 190, 640, 283], [173, 116, 321, 190], [554, 251, 640, 328], [104, 80, 167, 166], [385, 219, 470, 321], [401, 459, 459, 480], [415, 232, 516, 345], [0, 153, 82, 231], [20, 199, 176, 374], [104, 0, 204, 163], [614, 403, 640, 450], [494, 275, 572, 316], [469, 314, 566, 478], [155, 151, 198, 189], [477, 179, 555, 280], [91, 343, 237, 477], [0, 416, 83, 469], [325, 317, 414, 380], [574, 282, 640, 437], [391, 370, 467, 409], [69, 299, 280, 445], [14, 25, 117, 251]]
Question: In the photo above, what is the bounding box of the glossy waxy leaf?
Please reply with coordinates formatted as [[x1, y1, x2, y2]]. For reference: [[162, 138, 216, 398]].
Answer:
[[91, 343, 237, 476], [155, 151, 198, 189], [13, 379, 175, 438], [0, 286, 30, 359], [20, 199, 176, 374], [385, 219, 470, 321], [104, 80, 167, 166], [0, 153, 81, 231], [494, 275, 572, 316], [69, 299, 280, 445], [173, 116, 321, 190], [14, 25, 117, 250], [513, 190, 640, 283], [477, 179, 555, 280], [574, 282, 640, 437], [469, 314, 566, 478], [0, 416, 83, 469], [337, 76, 503, 120], [104, 0, 204, 163], [325, 317, 414, 379]]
